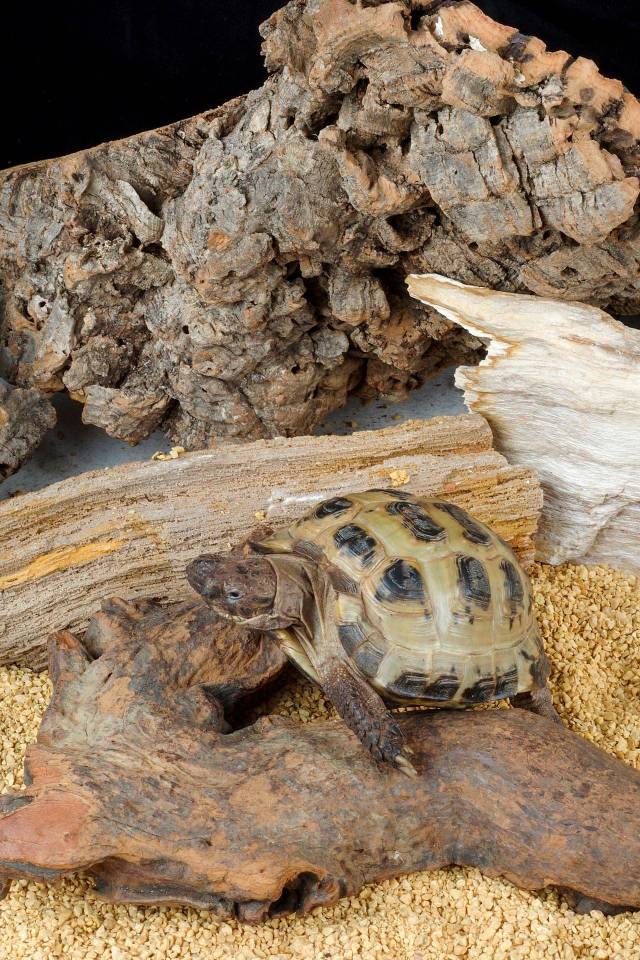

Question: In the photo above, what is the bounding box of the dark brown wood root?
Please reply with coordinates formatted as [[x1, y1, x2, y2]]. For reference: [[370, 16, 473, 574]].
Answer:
[[1, 0, 638, 470], [1, 596, 638, 920]]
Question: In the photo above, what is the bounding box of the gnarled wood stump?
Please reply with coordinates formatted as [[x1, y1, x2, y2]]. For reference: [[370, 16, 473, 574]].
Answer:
[[1, 596, 639, 920], [1, 0, 639, 473]]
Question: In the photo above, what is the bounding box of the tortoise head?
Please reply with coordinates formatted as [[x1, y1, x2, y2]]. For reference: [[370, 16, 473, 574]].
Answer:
[[186, 553, 278, 624]]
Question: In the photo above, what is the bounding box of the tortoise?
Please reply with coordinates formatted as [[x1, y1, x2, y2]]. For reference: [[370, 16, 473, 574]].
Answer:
[[186, 489, 558, 775]]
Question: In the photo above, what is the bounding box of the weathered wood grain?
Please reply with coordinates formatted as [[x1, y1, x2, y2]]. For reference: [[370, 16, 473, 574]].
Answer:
[[0, 596, 638, 919], [407, 274, 640, 574], [1, 0, 638, 474], [0, 414, 541, 667]]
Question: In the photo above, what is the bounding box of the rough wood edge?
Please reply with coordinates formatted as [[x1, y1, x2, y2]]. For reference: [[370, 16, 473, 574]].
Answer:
[[0, 413, 541, 667]]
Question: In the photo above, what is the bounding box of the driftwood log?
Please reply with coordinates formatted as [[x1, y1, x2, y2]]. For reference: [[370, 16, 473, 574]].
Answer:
[[0, 413, 541, 668], [407, 274, 640, 574], [1, 0, 639, 474], [1, 596, 639, 920]]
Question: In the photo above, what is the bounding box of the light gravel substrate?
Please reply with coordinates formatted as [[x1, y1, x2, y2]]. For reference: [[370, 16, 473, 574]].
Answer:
[[0, 562, 639, 960]]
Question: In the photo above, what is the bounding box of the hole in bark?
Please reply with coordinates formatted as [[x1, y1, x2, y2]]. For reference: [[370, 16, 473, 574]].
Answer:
[[144, 242, 169, 261], [304, 99, 342, 136], [353, 77, 370, 103], [182, 325, 190, 334], [268, 871, 321, 917], [136, 187, 163, 217]]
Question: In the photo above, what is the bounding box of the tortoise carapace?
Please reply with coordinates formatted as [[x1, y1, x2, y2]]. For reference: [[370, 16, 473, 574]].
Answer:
[[186, 489, 558, 775]]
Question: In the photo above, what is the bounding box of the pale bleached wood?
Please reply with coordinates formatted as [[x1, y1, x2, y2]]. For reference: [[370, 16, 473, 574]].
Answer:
[[406, 274, 640, 574], [0, 414, 541, 668]]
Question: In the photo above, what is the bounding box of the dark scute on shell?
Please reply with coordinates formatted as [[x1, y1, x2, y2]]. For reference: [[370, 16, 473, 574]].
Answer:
[[366, 488, 413, 500], [457, 556, 491, 609], [314, 497, 353, 520], [386, 672, 428, 698], [433, 501, 492, 545], [333, 524, 378, 567], [353, 643, 384, 678], [461, 676, 496, 703], [386, 500, 446, 542], [501, 558, 524, 615], [375, 559, 425, 603], [338, 622, 367, 656], [424, 674, 460, 701], [495, 665, 519, 699]]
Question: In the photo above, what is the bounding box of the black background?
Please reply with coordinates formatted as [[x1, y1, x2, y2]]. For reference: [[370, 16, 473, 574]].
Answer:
[[2, 0, 639, 170]]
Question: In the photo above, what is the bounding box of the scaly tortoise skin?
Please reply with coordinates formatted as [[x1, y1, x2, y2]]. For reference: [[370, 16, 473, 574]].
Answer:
[[258, 489, 545, 707], [187, 489, 557, 775]]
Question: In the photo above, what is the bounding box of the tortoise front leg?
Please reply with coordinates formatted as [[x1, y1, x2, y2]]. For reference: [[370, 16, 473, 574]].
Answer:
[[316, 657, 418, 777], [278, 556, 419, 776]]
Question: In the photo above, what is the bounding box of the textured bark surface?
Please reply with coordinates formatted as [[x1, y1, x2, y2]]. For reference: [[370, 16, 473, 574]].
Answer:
[[1, 0, 639, 467], [0, 379, 55, 480], [1, 598, 639, 920], [0, 413, 541, 668], [407, 274, 640, 574]]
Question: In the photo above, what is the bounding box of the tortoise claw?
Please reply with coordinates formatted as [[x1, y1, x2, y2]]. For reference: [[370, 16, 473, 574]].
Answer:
[[394, 753, 419, 778]]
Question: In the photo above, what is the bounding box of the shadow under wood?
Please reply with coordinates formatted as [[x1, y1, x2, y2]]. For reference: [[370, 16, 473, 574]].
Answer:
[[0, 596, 638, 921]]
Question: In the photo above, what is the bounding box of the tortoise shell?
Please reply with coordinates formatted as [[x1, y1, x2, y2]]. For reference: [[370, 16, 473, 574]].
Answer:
[[258, 489, 544, 706]]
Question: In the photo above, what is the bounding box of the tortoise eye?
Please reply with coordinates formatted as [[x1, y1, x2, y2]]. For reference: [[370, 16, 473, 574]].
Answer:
[[227, 588, 243, 602]]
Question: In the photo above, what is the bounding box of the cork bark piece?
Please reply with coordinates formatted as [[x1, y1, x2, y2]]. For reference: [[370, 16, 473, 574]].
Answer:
[[1, 0, 638, 472], [0, 380, 55, 481]]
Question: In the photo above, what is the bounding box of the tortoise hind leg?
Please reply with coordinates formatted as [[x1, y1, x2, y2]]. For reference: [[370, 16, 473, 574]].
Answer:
[[317, 657, 418, 777], [511, 685, 562, 724]]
